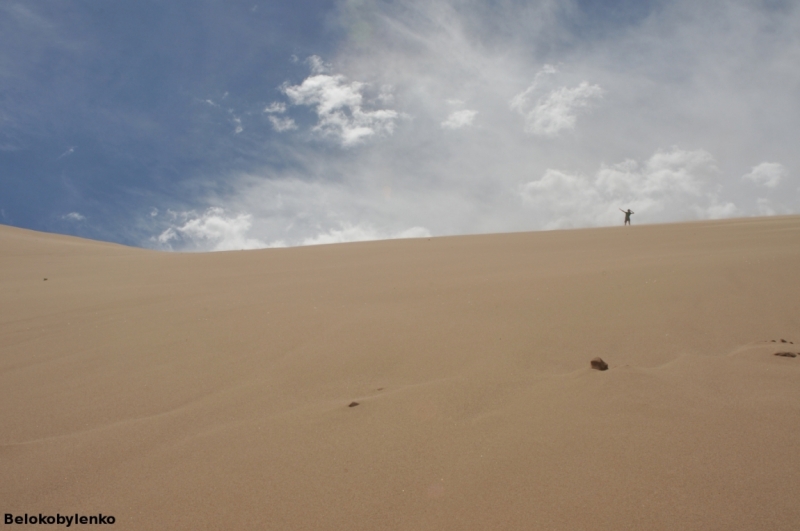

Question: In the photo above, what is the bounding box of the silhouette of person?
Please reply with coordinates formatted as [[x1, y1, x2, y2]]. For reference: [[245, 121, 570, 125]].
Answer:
[[620, 208, 634, 225]]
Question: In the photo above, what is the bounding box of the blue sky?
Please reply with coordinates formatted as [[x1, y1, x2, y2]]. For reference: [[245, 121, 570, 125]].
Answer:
[[1, 0, 798, 250]]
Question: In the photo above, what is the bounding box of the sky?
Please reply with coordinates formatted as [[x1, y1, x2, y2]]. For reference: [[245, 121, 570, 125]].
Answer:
[[1, 0, 798, 251]]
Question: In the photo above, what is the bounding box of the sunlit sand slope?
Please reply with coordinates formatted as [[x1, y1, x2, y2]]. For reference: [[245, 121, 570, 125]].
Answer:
[[2, 217, 799, 530]]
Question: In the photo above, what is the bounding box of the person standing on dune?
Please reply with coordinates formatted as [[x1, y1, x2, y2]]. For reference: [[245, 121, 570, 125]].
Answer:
[[620, 208, 634, 225]]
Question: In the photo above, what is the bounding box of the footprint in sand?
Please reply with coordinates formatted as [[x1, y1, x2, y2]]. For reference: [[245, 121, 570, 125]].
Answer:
[[762, 339, 798, 358]]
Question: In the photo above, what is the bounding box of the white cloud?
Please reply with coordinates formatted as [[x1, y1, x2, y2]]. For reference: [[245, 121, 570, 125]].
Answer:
[[268, 115, 297, 132], [300, 223, 431, 246], [377, 85, 395, 105], [739, 162, 796, 216], [281, 69, 399, 146], [156, 228, 176, 243], [705, 202, 738, 219], [755, 198, 776, 216], [142, 0, 800, 249], [742, 162, 786, 188], [306, 54, 329, 75], [57, 146, 75, 159], [63, 212, 85, 221], [510, 66, 603, 137], [149, 170, 443, 251], [519, 147, 736, 229], [156, 207, 267, 251], [263, 102, 287, 114], [263, 101, 297, 131], [394, 226, 431, 239], [441, 109, 478, 130]]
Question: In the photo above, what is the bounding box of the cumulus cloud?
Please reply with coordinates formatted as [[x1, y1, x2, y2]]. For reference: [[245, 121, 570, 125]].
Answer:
[[263, 102, 286, 114], [738, 162, 796, 216], [156, 207, 267, 251], [136, 0, 800, 250], [152, 180, 434, 251], [306, 54, 329, 75], [262, 101, 297, 131], [63, 211, 85, 221], [742, 162, 786, 188], [755, 198, 775, 216], [281, 65, 399, 146], [510, 66, 603, 137], [268, 115, 297, 132], [301, 223, 430, 246], [519, 147, 736, 229], [441, 109, 478, 130]]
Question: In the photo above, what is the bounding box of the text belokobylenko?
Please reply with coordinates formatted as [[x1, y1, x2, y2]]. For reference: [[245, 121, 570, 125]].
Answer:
[[4, 514, 115, 526]]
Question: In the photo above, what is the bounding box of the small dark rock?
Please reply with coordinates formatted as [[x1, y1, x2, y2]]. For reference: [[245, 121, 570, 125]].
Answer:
[[775, 352, 797, 358], [348, 401, 360, 407], [590, 357, 609, 371], [781, 339, 788, 343], [43, 278, 47, 281], [771, 340, 777, 342]]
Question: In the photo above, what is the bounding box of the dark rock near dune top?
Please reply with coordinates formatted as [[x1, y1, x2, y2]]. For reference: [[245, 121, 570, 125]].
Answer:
[[775, 352, 797, 358], [348, 401, 360, 407], [591, 357, 609, 371]]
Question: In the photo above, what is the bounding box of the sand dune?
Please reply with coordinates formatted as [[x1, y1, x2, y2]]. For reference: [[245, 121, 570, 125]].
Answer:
[[2, 217, 800, 530]]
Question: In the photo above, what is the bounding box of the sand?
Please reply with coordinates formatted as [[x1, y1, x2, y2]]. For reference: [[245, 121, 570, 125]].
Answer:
[[2, 216, 800, 530]]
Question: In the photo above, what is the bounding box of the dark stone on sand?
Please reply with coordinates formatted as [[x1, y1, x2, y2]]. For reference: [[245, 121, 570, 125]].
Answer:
[[781, 339, 787, 343], [775, 352, 797, 358], [590, 357, 609, 371], [43, 278, 47, 281], [771, 340, 776, 342], [348, 401, 360, 407]]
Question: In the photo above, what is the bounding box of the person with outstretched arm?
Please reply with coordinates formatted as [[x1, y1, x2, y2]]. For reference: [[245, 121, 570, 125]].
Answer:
[[620, 208, 634, 225]]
